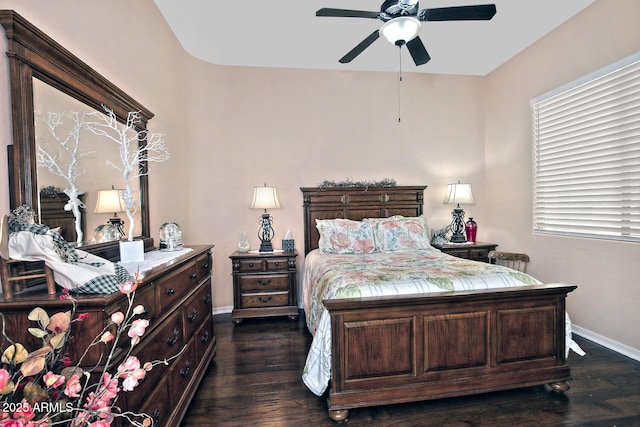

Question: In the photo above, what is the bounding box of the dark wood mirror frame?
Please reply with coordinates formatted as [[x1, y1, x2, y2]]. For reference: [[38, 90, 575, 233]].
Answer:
[[0, 10, 153, 256]]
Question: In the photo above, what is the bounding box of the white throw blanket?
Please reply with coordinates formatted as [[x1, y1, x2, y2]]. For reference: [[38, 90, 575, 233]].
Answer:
[[8, 230, 127, 293]]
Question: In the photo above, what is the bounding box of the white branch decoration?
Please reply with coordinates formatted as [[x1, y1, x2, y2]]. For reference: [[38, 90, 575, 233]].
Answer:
[[85, 107, 170, 241], [37, 111, 95, 243]]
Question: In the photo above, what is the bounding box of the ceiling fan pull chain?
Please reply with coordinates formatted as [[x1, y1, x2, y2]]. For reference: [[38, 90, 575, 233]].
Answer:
[[398, 46, 402, 123]]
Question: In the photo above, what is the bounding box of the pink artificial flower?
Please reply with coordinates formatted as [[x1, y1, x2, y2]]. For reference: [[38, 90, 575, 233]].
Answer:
[[118, 281, 138, 295], [110, 311, 124, 325], [43, 371, 65, 388], [117, 356, 146, 392], [77, 312, 89, 321], [0, 369, 10, 391], [64, 373, 82, 398], [132, 305, 145, 315], [100, 332, 114, 343], [99, 372, 120, 401], [88, 421, 111, 427], [127, 319, 149, 339], [62, 357, 73, 367]]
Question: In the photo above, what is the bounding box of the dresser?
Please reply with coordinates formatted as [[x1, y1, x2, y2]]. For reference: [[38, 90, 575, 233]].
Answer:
[[0, 244, 216, 427], [431, 241, 498, 262], [230, 250, 298, 324]]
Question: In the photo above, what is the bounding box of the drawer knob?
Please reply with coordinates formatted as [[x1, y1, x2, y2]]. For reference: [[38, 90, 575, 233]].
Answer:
[[190, 273, 197, 279], [167, 287, 176, 295], [201, 330, 210, 343], [202, 263, 210, 269], [257, 296, 273, 304], [180, 360, 191, 377], [274, 262, 279, 267], [188, 308, 198, 322], [204, 293, 211, 304], [167, 328, 179, 346], [257, 279, 272, 287], [152, 409, 160, 424]]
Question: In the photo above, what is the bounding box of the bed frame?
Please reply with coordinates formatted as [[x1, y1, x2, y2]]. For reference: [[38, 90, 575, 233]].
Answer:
[[301, 186, 576, 422]]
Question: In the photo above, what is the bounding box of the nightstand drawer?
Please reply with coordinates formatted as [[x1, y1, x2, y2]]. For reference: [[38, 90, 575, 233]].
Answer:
[[265, 258, 288, 271], [241, 291, 290, 308], [468, 248, 492, 261], [238, 259, 264, 272], [239, 274, 289, 292], [432, 242, 498, 263]]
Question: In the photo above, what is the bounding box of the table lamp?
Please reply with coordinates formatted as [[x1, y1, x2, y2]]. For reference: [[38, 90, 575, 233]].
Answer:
[[250, 183, 281, 252], [443, 181, 474, 243]]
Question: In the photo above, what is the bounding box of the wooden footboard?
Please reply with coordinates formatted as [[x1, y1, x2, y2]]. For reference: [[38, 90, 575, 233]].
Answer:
[[323, 283, 577, 422]]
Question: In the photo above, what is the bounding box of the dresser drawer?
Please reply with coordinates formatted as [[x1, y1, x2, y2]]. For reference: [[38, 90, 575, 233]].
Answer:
[[194, 315, 214, 361], [155, 260, 198, 312], [241, 291, 290, 308], [183, 280, 212, 338], [132, 282, 158, 323], [124, 310, 184, 410], [239, 274, 289, 292], [169, 342, 197, 406], [137, 378, 170, 427], [196, 251, 212, 280]]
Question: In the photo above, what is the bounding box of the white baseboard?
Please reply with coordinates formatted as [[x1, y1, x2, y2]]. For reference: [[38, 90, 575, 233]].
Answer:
[[572, 325, 640, 362], [212, 305, 233, 316]]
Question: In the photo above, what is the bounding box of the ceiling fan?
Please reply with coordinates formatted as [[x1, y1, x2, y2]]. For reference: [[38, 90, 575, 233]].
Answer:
[[316, 1, 497, 66]]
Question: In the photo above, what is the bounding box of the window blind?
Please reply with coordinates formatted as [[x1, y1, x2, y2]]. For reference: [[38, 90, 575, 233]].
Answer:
[[531, 53, 640, 242]]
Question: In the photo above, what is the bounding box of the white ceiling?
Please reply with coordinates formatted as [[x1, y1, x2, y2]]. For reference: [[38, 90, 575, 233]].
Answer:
[[152, 0, 596, 76]]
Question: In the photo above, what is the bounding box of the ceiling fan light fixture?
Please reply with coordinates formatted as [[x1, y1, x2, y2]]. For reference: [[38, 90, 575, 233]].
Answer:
[[380, 16, 421, 46]]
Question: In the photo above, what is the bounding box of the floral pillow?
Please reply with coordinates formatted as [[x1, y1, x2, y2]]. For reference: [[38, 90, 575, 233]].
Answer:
[[371, 215, 432, 252], [316, 218, 376, 254]]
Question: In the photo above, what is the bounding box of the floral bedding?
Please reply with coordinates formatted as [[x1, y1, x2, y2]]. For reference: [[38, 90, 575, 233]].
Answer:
[[301, 247, 554, 396]]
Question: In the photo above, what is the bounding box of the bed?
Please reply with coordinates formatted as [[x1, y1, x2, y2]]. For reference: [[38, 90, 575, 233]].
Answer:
[[300, 186, 577, 422]]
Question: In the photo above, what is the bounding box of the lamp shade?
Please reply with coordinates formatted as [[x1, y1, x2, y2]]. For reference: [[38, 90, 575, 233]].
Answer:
[[380, 17, 421, 45], [250, 185, 281, 210], [94, 189, 125, 214], [443, 182, 475, 205]]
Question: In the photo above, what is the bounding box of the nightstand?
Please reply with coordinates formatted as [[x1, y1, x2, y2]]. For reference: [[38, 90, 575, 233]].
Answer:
[[431, 241, 498, 263], [230, 250, 298, 324]]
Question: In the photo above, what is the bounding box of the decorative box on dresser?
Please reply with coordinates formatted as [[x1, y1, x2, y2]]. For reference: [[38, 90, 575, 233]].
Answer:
[[431, 241, 498, 262], [230, 250, 298, 324], [0, 244, 216, 427]]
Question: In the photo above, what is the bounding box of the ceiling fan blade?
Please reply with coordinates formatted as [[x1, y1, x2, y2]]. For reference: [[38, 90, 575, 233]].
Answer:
[[406, 36, 431, 66], [316, 8, 380, 19], [419, 4, 497, 21], [339, 30, 381, 63]]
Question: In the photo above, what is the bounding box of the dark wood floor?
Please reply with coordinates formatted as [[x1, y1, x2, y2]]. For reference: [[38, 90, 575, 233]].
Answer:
[[182, 312, 640, 427]]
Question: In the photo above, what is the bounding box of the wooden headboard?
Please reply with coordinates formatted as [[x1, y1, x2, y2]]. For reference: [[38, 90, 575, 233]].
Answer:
[[300, 186, 427, 254]]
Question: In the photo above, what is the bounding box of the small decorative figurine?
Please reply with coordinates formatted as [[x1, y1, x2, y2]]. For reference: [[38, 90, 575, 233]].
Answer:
[[237, 231, 250, 253]]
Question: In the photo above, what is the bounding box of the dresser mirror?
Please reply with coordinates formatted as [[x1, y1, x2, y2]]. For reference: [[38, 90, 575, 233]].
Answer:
[[0, 10, 152, 252]]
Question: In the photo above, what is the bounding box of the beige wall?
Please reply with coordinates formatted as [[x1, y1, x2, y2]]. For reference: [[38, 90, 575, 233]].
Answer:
[[484, 0, 640, 352], [0, 0, 637, 354]]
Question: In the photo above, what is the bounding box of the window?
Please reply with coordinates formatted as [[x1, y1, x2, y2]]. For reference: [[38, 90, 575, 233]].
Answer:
[[531, 52, 640, 242]]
